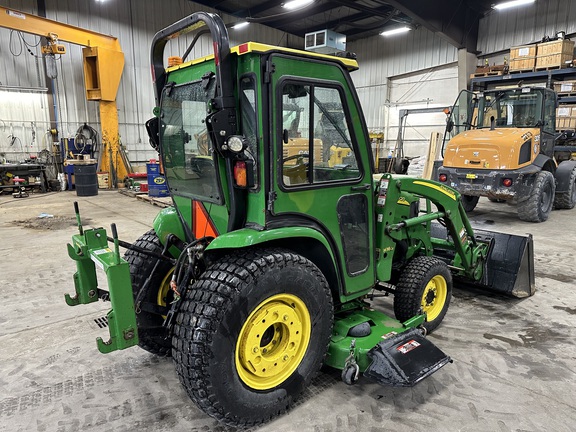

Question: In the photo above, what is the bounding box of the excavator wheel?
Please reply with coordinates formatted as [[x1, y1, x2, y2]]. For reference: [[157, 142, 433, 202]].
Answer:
[[461, 195, 479, 212], [394, 256, 452, 333], [517, 171, 555, 222], [172, 248, 333, 427], [554, 166, 576, 210], [124, 229, 174, 356]]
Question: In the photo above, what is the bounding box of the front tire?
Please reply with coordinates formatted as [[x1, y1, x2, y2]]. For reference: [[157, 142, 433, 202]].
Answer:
[[172, 248, 333, 427], [461, 195, 479, 212], [394, 256, 452, 333], [124, 229, 174, 356], [517, 171, 555, 222]]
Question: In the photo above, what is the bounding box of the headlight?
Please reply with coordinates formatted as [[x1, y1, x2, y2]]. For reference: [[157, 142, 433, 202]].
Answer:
[[226, 135, 246, 153]]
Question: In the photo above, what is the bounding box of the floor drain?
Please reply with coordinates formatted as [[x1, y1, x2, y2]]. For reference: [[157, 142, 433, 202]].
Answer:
[[94, 316, 109, 328]]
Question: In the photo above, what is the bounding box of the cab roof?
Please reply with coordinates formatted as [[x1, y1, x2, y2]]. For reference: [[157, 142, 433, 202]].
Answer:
[[166, 41, 359, 73]]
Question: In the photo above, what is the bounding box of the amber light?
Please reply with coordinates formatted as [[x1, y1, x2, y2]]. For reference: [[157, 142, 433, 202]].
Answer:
[[439, 174, 447, 182], [502, 178, 513, 187], [234, 161, 247, 187]]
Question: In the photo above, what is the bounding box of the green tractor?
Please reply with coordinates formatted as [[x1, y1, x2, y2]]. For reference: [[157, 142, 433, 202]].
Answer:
[[66, 12, 535, 427]]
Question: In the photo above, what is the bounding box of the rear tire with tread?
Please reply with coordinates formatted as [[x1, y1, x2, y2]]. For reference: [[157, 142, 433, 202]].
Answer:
[[517, 171, 555, 222], [554, 167, 576, 209], [172, 248, 333, 427], [124, 229, 173, 356], [394, 256, 452, 334]]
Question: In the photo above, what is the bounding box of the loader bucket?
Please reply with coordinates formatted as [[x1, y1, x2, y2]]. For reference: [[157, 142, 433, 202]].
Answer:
[[431, 224, 535, 298]]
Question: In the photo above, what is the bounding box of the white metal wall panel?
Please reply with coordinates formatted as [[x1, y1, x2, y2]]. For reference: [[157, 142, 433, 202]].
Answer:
[[386, 65, 458, 164], [347, 26, 457, 133], [478, 0, 576, 56]]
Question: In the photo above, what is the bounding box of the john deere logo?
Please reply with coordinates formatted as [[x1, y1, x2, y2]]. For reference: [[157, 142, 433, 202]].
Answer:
[[154, 177, 166, 185]]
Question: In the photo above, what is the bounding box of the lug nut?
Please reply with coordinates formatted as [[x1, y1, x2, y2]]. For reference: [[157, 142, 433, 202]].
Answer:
[[283, 355, 289, 362]]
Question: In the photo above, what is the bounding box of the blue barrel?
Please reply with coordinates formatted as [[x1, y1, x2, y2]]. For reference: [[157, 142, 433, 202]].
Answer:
[[74, 164, 98, 196], [147, 162, 169, 197]]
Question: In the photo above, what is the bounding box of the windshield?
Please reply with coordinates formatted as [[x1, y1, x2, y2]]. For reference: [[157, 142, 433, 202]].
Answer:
[[477, 88, 543, 128], [160, 79, 221, 203]]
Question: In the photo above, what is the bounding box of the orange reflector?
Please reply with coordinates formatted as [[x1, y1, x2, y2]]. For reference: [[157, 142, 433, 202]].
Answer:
[[503, 178, 513, 187], [443, 108, 451, 115], [168, 56, 183, 67], [234, 161, 247, 187], [192, 200, 218, 239], [238, 43, 249, 54]]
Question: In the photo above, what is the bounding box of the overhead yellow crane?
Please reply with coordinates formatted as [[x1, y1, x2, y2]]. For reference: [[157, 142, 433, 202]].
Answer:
[[0, 6, 128, 186]]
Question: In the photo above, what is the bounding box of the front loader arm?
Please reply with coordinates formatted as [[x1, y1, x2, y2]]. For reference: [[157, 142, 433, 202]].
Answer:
[[377, 175, 488, 282]]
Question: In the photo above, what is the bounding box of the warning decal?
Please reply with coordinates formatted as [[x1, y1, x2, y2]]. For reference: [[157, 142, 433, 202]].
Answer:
[[396, 339, 421, 354]]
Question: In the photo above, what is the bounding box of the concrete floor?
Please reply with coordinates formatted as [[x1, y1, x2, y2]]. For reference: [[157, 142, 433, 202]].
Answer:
[[1, 190, 575, 432]]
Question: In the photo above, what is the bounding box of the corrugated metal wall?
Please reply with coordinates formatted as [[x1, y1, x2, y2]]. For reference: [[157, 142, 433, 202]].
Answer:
[[0, 0, 302, 164], [347, 26, 458, 132], [478, 0, 576, 57]]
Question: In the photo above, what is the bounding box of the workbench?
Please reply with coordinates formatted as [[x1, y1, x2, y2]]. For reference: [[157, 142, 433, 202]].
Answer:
[[0, 163, 49, 192]]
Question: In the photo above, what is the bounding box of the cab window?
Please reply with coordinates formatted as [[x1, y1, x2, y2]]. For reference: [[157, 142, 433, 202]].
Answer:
[[280, 81, 361, 187]]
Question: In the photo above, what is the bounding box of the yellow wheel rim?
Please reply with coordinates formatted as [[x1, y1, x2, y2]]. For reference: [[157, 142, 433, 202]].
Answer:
[[235, 293, 311, 390], [421, 275, 447, 321], [156, 267, 175, 319]]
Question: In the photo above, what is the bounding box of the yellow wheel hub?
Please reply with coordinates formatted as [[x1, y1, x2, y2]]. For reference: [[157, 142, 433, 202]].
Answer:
[[235, 293, 311, 390], [157, 267, 175, 318], [421, 275, 447, 321]]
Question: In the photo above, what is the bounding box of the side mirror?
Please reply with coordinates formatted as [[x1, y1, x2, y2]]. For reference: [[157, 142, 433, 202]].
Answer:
[[145, 117, 160, 152]]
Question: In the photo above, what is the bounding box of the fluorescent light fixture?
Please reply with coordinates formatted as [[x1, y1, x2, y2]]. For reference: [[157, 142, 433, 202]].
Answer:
[[493, 0, 535, 10], [231, 22, 250, 30], [283, 0, 314, 10], [380, 26, 411, 37]]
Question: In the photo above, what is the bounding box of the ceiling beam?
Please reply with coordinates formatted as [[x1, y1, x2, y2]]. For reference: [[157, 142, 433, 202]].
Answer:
[[262, 3, 341, 29], [382, 0, 481, 52]]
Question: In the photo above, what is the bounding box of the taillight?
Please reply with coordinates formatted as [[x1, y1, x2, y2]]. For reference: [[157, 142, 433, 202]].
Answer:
[[234, 161, 247, 187], [439, 174, 447, 182], [502, 178, 513, 187]]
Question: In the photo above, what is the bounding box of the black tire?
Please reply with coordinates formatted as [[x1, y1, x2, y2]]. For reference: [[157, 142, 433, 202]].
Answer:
[[124, 229, 174, 356], [394, 256, 452, 334], [172, 248, 333, 427], [461, 195, 479, 212], [554, 167, 576, 210], [517, 171, 555, 222]]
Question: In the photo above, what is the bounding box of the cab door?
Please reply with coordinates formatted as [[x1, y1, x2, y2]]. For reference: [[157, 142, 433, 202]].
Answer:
[[267, 53, 375, 296]]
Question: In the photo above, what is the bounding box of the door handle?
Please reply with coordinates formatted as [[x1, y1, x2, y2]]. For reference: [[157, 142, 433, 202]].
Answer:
[[351, 183, 371, 191]]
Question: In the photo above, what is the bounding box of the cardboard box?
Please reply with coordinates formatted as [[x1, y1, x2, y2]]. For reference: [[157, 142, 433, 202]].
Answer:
[[510, 45, 537, 71], [556, 104, 576, 130], [553, 79, 576, 94], [97, 172, 109, 189], [536, 39, 575, 69]]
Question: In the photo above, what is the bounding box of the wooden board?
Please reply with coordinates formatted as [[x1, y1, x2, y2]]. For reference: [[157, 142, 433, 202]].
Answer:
[[136, 194, 172, 208], [422, 132, 442, 180]]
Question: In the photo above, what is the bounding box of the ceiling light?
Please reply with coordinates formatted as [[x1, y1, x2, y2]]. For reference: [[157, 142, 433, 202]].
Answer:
[[231, 22, 250, 30], [380, 26, 411, 37], [493, 0, 535, 10], [283, 0, 314, 10]]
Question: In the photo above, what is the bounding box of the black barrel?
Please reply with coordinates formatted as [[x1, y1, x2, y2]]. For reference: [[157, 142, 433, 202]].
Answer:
[[74, 164, 98, 197]]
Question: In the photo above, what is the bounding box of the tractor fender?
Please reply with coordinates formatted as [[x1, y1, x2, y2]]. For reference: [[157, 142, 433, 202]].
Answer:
[[152, 207, 187, 246], [533, 154, 556, 173], [555, 160, 576, 193], [206, 226, 334, 256], [206, 227, 344, 300]]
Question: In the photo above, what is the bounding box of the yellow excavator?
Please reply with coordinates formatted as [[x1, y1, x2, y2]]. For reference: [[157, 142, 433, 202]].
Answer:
[[438, 87, 576, 222]]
